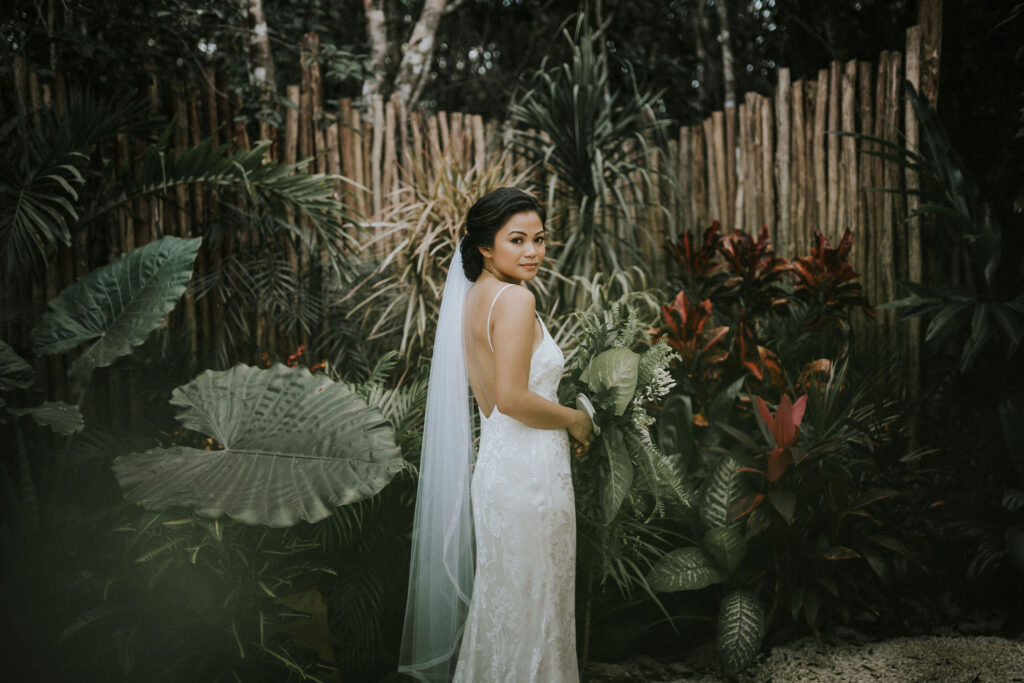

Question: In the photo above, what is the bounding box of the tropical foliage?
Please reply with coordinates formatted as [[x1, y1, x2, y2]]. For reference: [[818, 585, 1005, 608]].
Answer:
[[3, 3, 1021, 681], [644, 221, 909, 672], [509, 12, 670, 301]]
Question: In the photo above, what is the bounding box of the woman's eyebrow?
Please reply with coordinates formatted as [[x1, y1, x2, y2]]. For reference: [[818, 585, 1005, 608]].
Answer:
[[507, 230, 545, 237]]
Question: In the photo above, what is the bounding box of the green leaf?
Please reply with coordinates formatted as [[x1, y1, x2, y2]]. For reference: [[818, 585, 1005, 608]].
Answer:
[[706, 376, 747, 444], [658, 394, 696, 475], [8, 401, 84, 435], [1007, 527, 1024, 571], [647, 546, 726, 592], [31, 236, 201, 393], [717, 589, 765, 676], [0, 340, 33, 390], [702, 526, 747, 574], [998, 396, 1024, 480], [766, 490, 796, 524], [582, 347, 639, 416], [700, 455, 742, 529], [112, 364, 404, 527], [600, 427, 634, 523]]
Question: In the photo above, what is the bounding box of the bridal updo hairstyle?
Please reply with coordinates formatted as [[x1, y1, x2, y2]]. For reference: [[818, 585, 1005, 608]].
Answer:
[[460, 187, 546, 281]]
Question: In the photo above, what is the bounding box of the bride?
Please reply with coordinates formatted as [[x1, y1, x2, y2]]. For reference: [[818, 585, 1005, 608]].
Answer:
[[398, 187, 594, 682]]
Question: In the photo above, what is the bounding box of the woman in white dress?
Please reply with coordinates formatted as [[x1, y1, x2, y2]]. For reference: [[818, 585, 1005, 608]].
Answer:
[[399, 188, 594, 682]]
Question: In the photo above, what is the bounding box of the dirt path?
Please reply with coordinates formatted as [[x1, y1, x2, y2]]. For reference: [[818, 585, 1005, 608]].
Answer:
[[586, 635, 1024, 682]]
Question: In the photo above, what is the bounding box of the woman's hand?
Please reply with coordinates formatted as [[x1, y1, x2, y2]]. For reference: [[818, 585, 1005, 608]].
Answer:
[[569, 409, 595, 459]]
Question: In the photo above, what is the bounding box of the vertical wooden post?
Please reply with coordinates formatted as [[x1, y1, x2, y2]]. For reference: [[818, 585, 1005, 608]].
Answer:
[[905, 24, 924, 442], [877, 52, 899, 338], [351, 107, 367, 218], [760, 94, 775, 242], [306, 34, 326, 173], [918, 3, 943, 291], [410, 110, 425, 180], [28, 70, 43, 129], [677, 126, 692, 231], [775, 70, 792, 255], [703, 118, 719, 228], [691, 126, 708, 230], [428, 114, 442, 180], [711, 112, 728, 230], [724, 104, 737, 227], [735, 99, 750, 232], [397, 96, 410, 180], [370, 97, 384, 236], [826, 61, 841, 240], [790, 80, 807, 256], [813, 70, 829, 243], [326, 120, 342, 194], [857, 61, 876, 345], [384, 95, 398, 205], [869, 55, 885, 321], [841, 60, 858, 238], [450, 112, 464, 165], [473, 115, 486, 173], [339, 99, 357, 207], [12, 55, 29, 128]]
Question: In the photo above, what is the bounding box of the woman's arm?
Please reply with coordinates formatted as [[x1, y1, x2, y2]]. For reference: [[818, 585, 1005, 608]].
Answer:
[[490, 285, 588, 436]]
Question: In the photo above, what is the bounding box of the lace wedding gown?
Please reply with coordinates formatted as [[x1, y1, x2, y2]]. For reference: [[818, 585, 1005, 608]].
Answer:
[[453, 284, 579, 682]]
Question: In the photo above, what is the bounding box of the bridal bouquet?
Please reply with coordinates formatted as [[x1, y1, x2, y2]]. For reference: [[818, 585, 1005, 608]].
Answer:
[[561, 298, 692, 526]]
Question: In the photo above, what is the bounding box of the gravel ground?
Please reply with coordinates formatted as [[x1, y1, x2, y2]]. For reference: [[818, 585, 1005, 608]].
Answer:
[[586, 635, 1024, 682]]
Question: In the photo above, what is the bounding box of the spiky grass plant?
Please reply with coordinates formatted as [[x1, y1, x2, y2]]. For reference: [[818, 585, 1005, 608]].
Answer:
[[508, 11, 671, 304], [343, 152, 534, 366]]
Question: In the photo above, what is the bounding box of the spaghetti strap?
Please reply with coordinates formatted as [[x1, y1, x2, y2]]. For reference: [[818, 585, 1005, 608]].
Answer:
[[486, 284, 516, 352]]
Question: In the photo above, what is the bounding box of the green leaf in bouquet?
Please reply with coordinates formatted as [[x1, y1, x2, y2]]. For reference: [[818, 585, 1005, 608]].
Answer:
[[600, 427, 634, 523], [581, 347, 640, 416]]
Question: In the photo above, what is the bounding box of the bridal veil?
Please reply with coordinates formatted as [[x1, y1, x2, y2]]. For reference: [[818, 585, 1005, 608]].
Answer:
[[398, 241, 475, 682]]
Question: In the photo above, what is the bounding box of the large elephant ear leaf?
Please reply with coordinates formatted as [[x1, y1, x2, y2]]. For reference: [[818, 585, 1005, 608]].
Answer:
[[31, 236, 201, 393], [0, 340, 34, 390], [8, 401, 84, 435], [112, 364, 405, 527]]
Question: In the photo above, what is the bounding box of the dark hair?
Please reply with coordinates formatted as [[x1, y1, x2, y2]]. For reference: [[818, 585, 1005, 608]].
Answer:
[[460, 187, 546, 281]]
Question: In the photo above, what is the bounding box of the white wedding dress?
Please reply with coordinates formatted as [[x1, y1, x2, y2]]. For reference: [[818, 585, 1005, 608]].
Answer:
[[453, 284, 579, 682]]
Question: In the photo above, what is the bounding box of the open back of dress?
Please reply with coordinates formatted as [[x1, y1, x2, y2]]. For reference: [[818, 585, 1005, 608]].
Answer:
[[453, 287, 578, 682]]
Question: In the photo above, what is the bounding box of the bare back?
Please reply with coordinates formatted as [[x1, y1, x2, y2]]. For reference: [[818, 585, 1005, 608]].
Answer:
[[464, 281, 544, 419]]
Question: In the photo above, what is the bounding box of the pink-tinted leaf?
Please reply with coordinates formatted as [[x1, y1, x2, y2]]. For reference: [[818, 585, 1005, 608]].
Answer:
[[767, 447, 793, 483], [726, 493, 765, 522], [736, 466, 768, 478]]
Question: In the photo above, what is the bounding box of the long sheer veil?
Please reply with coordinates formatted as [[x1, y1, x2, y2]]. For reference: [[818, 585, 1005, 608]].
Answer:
[[398, 239, 475, 682]]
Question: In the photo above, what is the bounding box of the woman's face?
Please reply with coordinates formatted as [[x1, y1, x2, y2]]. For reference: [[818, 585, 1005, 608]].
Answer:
[[479, 211, 546, 283]]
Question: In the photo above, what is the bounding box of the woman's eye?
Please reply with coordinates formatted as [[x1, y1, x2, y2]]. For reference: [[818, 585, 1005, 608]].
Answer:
[[511, 238, 523, 245], [535, 236, 545, 243]]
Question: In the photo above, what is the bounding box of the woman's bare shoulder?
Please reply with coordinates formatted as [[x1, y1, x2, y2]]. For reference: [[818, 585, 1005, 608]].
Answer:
[[491, 284, 535, 316]]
